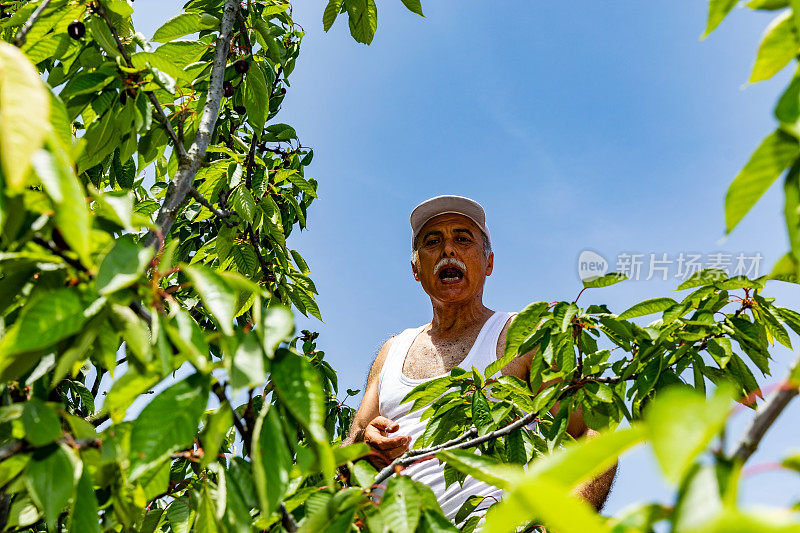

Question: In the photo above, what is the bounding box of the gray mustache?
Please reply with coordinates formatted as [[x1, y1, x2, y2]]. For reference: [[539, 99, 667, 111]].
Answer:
[[433, 257, 467, 276]]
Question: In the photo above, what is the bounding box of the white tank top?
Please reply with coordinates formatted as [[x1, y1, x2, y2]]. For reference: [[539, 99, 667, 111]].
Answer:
[[377, 311, 514, 522]]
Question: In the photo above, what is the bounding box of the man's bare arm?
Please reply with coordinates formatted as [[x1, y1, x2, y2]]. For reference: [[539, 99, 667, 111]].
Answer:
[[341, 339, 388, 446], [495, 318, 617, 511], [342, 337, 411, 468]]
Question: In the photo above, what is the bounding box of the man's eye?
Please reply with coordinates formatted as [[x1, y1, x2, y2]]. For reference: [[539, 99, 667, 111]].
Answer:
[[425, 239, 438, 246]]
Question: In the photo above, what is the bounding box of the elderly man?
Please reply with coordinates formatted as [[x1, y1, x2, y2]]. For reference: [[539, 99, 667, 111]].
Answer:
[[343, 195, 616, 522]]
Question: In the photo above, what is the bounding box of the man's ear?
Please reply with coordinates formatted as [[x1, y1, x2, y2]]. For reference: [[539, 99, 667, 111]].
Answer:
[[485, 252, 494, 276], [411, 260, 420, 281]]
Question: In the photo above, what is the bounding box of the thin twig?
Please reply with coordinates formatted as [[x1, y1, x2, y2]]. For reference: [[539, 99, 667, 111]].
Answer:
[[92, 1, 188, 161], [32, 237, 87, 272], [145, 0, 239, 247], [212, 382, 251, 455], [189, 187, 237, 226], [0, 441, 24, 462], [732, 355, 800, 463], [12, 0, 52, 47], [373, 410, 539, 485], [235, 9, 253, 54], [280, 503, 299, 532], [244, 133, 258, 188]]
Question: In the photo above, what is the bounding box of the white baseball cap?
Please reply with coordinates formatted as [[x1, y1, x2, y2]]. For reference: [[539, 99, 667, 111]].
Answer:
[[410, 195, 491, 247]]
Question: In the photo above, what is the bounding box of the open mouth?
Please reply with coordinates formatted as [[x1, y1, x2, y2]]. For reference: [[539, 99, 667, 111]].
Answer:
[[438, 266, 464, 283]]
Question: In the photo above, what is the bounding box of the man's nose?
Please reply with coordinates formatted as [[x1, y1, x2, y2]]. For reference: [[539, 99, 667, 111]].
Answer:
[[442, 239, 456, 257]]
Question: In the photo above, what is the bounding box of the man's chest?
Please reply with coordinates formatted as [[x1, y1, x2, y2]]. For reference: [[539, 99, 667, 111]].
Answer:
[[401, 326, 489, 380]]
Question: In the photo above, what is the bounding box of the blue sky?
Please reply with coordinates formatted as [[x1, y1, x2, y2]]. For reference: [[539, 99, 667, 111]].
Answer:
[[132, 1, 800, 517]]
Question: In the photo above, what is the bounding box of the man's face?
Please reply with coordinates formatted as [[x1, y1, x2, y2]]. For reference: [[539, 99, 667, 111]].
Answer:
[[411, 213, 494, 304]]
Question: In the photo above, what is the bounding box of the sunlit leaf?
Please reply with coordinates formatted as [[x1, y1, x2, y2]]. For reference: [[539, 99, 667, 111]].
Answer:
[[645, 385, 734, 484], [725, 129, 799, 233], [0, 42, 50, 193], [750, 10, 799, 83]]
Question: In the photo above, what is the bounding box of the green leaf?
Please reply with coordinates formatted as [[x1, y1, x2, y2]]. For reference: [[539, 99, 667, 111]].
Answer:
[[785, 162, 800, 264], [271, 348, 334, 479], [435, 449, 522, 490], [285, 171, 318, 198], [0, 288, 88, 381], [33, 143, 92, 263], [725, 129, 800, 233], [748, 0, 789, 8], [777, 306, 800, 336], [77, 104, 119, 172], [645, 385, 733, 484], [200, 403, 233, 468], [129, 372, 210, 479], [60, 71, 114, 99], [106, 0, 133, 17], [0, 42, 50, 193], [346, 0, 377, 45], [750, 11, 799, 82], [245, 62, 269, 131], [483, 476, 611, 533], [703, 0, 739, 38], [526, 425, 644, 488], [26, 443, 79, 531], [104, 368, 161, 423], [505, 302, 548, 358], [69, 469, 101, 533], [185, 264, 237, 336], [96, 235, 154, 294], [582, 272, 627, 288], [195, 481, 220, 533], [22, 398, 62, 447], [110, 303, 152, 366], [167, 499, 194, 533], [259, 305, 294, 358], [87, 16, 122, 59], [400, 0, 424, 16], [381, 476, 422, 533], [230, 333, 266, 391], [152, 13, 220, 42], [401, 375, 453, 411], [323, 0, 344, 31], [618, 297, 678, 320], [251, 404, 291, 517], [676, 268, 729, 290], [471, 389, 494, 436], [419, 510, 459, 533], [233, 185, 256, 224]]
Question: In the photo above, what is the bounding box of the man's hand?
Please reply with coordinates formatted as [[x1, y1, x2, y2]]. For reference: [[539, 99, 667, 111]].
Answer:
[[363, 416, 410, 469]]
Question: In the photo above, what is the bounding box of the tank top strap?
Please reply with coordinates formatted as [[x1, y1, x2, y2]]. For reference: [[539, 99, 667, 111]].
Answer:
[[470, 311, 515, 377], [379, 325, 425, 392]]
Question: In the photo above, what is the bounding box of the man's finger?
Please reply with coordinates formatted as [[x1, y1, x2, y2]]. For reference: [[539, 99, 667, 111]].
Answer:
[[370, 416, 399, 433], [367, 431, 410, 451], [382, 442, 410, 460]]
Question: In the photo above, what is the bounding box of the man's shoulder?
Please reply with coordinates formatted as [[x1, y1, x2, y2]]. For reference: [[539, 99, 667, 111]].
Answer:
[[494, 311, 517, 352]]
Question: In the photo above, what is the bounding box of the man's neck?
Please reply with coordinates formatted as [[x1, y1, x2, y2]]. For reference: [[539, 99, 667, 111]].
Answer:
[[429, 298, 494, 337]]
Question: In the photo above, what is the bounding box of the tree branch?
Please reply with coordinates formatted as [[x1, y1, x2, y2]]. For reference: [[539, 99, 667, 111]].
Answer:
[[145, 0, 239, 247], [12, 0, 52, 47], [92, 0, 188, 161], [373, 410, 538, 486], [732, 354, 800, 463], [189, 187, 237, 226]]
